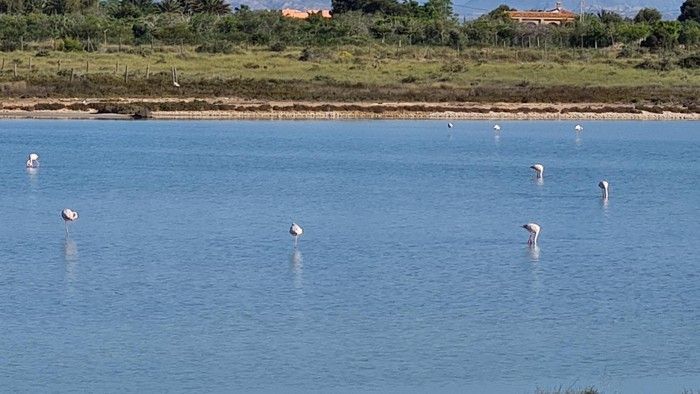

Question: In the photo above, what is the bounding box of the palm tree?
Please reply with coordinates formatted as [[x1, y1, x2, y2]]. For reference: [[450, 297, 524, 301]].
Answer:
[[187, 0, 229, 14], [158, 0, 182, 13]]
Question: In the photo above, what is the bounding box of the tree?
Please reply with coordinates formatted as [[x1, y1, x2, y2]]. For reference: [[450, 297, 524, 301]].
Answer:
[[679, 0, 700, 22], [679, 20, 700, 45], [423, 0, 454, 21], [634, 8, 662, 24], [641, 21, 681, 50], [188, 0, 230, 14], [158, 0, 182, 13], [598, 10, 623, 24], [331, 0, 404, 16], [484, 4, 513, 21]]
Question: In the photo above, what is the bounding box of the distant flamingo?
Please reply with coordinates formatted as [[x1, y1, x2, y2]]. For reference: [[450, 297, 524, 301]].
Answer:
[[289, 222, 303, 247], [599, 180, 609, 200], [61, 208, 79, 235], [575, 124, 583, 132], [493, 124, 501, 131], [447, 122, 453, 129], [530, 163, 544, 179], [26, 153, 39, 168], [522, 223, 541, 245]]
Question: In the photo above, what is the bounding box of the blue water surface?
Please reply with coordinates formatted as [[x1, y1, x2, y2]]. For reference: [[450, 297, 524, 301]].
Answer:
[[0, 119, 698, 393]]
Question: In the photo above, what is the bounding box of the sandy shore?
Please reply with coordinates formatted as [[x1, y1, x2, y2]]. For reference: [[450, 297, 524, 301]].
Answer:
[[1, 98, 698, 120]]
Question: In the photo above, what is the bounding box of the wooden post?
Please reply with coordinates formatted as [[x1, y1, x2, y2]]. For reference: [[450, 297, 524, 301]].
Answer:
[[124, 65, 128, 83], [70, 68, 74, 83], [13, 63, 17, 77], [146, 64, 150, 79], [86, 60, 89, 73]]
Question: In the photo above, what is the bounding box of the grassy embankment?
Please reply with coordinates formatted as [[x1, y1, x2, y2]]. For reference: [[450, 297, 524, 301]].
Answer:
[[1, 44, 699, 114]]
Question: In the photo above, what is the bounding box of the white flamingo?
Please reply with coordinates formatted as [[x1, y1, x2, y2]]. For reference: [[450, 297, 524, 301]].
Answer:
[[447, 122, 453, 129], [575, 124, 583, 132], [26, 153, 40, 168], [493, 124, 501, 131], [522, 223, 541, 245], [530, 163, 544, 179], [61, 208, 79, 234], [599, 180, 609, 200], [289, 222, 303, 247]]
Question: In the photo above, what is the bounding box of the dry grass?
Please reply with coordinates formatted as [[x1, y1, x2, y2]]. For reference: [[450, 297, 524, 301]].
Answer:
[[1, 45, 698, 104]]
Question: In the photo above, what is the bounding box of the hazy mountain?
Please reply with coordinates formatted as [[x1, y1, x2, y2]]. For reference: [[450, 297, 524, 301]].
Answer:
[[235, 0, 684, 19]]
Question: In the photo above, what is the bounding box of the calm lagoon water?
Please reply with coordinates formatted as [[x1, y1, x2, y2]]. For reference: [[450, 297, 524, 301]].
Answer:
[[0, 119, 698, 392]]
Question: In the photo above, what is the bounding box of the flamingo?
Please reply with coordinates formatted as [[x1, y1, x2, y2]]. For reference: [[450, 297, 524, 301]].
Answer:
[[26, 153, 39, 168], [530, 163, 544, 179], [61, 208, 79, 235], [447, 122, 453, 129], [493, 124, 501, 131], [173, 81, 180, 87], [522, 223, 541, 245], [575, 124, 583, 132], [599, 180, 609, 200], [289, 222, 303, 247]]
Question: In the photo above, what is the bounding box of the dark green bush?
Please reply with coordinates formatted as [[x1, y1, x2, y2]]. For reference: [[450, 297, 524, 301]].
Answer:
[[195, 40, 234, 54]]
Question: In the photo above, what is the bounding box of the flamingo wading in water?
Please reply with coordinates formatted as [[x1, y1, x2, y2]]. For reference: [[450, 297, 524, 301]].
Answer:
[[599, 180, 609, 199], [62, 208, 79, 234], [289, 222, 303, 247], [575, 124, 583, 132], [522, 223, 541, 245], [26, 153, 39, 168], [530, 163, 544, 179]]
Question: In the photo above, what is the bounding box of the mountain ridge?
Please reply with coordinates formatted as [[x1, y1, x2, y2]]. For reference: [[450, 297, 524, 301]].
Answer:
[[235, 0, 683, 19]]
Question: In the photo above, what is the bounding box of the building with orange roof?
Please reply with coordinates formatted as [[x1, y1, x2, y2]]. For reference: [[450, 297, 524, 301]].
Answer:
[[506, 2, 576, 26], [282, 8, 332, 19]]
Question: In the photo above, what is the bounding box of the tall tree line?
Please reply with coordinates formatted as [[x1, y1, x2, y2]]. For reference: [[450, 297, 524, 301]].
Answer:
[[0, 0, 698, 51]]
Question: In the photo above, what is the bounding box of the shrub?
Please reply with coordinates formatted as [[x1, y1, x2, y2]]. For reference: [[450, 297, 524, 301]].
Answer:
[[299, 47, 318, 61], [678, 53, 700, 68], [269, 42, 286, 52], [62, 38, 83, 52], [195, 40, 234, 54]]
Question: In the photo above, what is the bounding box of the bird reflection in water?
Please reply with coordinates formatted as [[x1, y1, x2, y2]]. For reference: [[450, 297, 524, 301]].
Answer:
[[64, 238, 78, 286], [290, 249, 303, 289], [527, 244, 541, 262]]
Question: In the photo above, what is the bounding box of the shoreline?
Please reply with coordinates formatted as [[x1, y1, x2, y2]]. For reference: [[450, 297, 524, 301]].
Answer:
[[1, 98, 698, 121]]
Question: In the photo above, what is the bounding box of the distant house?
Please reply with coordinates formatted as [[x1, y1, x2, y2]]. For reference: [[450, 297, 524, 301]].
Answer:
[[506, 2, 576, 26], [282, 8, 332, 19]]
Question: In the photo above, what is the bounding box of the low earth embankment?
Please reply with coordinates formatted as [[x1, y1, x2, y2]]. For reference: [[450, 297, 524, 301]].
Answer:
[[1, 46, 698, 119]]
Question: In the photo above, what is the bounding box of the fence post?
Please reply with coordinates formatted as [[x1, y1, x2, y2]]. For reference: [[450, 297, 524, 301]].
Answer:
[[124, 65, 128, 83], [146, 64, 150, 79], [86, 60, 89, 73], [13, 63, 17, 77]]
